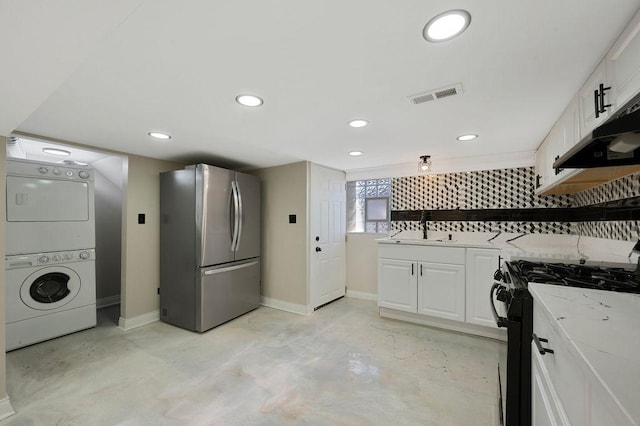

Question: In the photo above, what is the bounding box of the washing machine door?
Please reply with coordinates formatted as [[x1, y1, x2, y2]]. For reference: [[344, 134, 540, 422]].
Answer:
[[21, 267, 81, 310]]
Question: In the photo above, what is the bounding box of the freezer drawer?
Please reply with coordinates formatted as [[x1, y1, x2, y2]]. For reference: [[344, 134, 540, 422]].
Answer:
[[196, 259, 260, 332]]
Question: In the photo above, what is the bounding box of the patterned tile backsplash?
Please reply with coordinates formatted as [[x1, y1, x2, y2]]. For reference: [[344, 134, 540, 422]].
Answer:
[[391, 166, 640, 241]]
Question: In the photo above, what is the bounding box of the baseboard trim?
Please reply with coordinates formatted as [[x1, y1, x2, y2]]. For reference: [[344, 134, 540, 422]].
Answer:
[[346, 289, 377, 301], [118, 310, 159, 331], [97, 295, 121, 309], [0, 397, 15, 421], [261, 297, 312, 316], [379, 308, 507, 341]]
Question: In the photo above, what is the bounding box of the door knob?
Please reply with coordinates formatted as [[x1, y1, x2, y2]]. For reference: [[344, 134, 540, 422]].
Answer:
[[315, 247, 322, 252]]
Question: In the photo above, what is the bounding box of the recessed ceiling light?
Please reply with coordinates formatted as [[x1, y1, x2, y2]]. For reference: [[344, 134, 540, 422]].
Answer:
[[236, 94, 264, 107], [148, 132, 172, 140], [423, 10, 471, 43], [457, 134, 478, 141], [42, 147, 71, 156], [348, 119, 368, 128], [349, 151, 363, 156]]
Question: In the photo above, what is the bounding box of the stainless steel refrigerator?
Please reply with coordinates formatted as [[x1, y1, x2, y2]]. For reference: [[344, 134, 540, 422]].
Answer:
[[159, 164, 260, 332]]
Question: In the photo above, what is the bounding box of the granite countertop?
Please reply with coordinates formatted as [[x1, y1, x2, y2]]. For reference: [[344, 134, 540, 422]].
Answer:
[[529, 283, 640, 424], [377, 232, 639, 269]]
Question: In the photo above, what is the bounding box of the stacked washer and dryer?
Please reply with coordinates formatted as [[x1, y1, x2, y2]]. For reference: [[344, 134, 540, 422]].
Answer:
[[5, 158, 97, 351]]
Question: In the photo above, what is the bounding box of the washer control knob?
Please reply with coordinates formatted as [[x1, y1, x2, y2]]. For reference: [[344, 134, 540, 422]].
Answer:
[[52, 255, 62, 262], [65, 170, 74, 177], [38, 167, 48, 174], [78, 170, 90, 179], [52, 168, 61, 175], [64, 253, 73, 261], [79, 251, 90, 260], [39, 255, 49, 264]]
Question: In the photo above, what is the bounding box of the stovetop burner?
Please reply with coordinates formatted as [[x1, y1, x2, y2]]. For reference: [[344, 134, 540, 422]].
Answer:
[[509, 260, 640, 294]]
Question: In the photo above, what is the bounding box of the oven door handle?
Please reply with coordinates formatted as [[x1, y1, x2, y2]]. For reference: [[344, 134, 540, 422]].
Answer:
[[490, 282, 508, 328]]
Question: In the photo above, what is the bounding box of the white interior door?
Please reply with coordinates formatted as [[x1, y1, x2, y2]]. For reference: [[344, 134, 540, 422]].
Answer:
[[310, 163, 346, 309]]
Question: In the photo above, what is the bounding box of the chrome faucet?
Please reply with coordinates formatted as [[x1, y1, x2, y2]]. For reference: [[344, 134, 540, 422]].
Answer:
[[420, 210, 428, 239]]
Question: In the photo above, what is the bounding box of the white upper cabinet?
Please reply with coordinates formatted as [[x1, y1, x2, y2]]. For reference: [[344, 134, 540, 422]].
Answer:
[[535, 95, 581, 194], [579, 59, 612, 138], [607, 11, 640, 111]]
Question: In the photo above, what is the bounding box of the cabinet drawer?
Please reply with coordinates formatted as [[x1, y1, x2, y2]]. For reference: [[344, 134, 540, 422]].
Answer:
[[378, 244, 465, 264], [532, 345, 570, 426], [533, 298, 587, 425]]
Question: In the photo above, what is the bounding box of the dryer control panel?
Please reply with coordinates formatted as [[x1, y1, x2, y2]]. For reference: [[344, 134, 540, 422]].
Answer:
[[7, 158, 94, 182], [5, 249, 96, 269]]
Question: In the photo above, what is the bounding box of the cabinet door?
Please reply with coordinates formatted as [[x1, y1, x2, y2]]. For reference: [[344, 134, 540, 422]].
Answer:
[[532, 347, 569, 426], [579, 60, 611, 138], [465, 248, 499, 328], [417, 262, 465, 321], [608, 11, 640, 111], [377, 259, 417, 313], [534, 138, 550, 193]]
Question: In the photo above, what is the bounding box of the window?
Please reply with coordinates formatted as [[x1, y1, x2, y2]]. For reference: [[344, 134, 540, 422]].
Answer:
[[347, 178, 391, 233]]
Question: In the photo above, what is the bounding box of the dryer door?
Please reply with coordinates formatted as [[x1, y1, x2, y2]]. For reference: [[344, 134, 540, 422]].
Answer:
[[21, 267, 81, 310]]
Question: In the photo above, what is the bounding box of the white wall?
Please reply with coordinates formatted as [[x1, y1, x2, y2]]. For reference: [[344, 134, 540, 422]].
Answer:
[[0, 136, 16, 418], [120, 155, 184, 324], [346, 233, 379, 299], [251, 162, 309, 310], [93, 156, 124, 307]]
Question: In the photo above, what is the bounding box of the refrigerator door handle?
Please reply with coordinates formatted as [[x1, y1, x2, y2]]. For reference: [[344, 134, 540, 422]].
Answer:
[[204, 260, 259, 275], [236, 179, 243, 252], [231, 180, 240, 251]]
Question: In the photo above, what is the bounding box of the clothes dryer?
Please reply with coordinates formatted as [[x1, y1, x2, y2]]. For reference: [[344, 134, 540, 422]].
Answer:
[[6, 158, 95, 254], [5, 249, 96, 351]]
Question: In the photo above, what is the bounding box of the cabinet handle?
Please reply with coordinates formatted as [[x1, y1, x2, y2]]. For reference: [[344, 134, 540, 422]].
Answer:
[[532, 333, 554, 355], [411, 263, 414, 276], [554, 155, 563, 175], [535, 174, 541, 189], [599, 83, 611, 114], [420, 264, 423, 276], [594, 88, 601, 118]]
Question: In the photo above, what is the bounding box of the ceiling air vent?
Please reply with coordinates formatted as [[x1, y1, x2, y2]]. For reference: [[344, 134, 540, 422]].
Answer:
[[408, 83, 464, 104]]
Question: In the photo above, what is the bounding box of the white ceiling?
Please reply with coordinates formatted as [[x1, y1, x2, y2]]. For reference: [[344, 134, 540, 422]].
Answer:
[[3, 1, 640, 172]]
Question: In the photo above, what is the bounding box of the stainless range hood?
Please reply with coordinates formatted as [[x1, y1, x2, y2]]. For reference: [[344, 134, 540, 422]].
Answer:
[[554, 100, 640, 170]]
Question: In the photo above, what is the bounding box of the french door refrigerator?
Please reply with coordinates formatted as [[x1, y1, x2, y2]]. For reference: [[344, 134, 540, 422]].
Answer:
[[160, 164, 260, 332]]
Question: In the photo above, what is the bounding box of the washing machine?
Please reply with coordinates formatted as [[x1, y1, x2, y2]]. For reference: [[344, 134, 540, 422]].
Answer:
[[5, 249, 96, 351]]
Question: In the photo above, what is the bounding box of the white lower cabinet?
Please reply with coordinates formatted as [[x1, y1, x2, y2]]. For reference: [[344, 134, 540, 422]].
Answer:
[[465, 248, 500, 328], [532, 346, 569, 426], [377, 258, 417, 313], [532, 296, 635, 426], [417, 262, 465, 321], [377, 243, 502, 337]]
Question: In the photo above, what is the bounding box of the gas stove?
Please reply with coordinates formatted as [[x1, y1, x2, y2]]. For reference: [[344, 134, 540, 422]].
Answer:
[[507, 259, 640, 294]]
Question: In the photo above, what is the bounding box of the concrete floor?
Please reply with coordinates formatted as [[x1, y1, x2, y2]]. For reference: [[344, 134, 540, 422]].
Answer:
[[2, 298, 502, 425]]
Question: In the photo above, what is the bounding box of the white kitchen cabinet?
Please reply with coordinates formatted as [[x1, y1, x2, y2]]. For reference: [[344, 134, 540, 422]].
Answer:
[[533, 296, 587, 425], [608, 10, 640, 111], [377, 243, 505, 340], [417, 261, 465, 321], [377, 258, 417, 313], [531, 284, 638, 426], [579, 59, 612, 139], [534, 96, 582, 195], [465, 248, 499, 328], [532, 344, 569, 426]]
